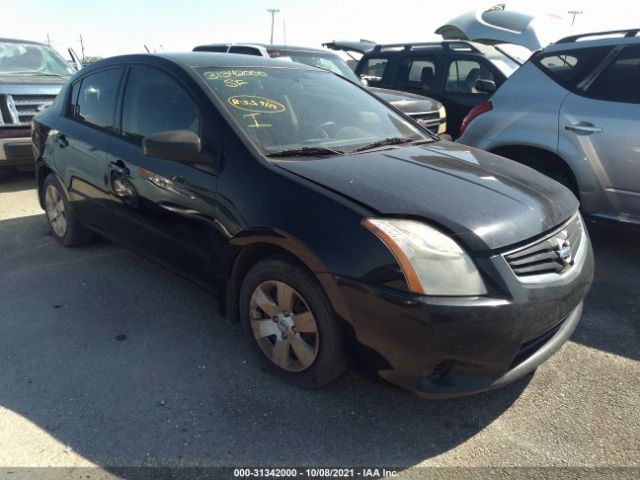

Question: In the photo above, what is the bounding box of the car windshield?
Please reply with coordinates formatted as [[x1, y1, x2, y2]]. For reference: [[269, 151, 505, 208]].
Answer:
[[267, 50, 360, 83], [200, 67, 432, 155], [0, 41, 75, 76]]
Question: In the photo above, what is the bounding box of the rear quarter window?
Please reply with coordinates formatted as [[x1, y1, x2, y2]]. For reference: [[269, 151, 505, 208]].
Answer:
[[532, 46, 613, 91]]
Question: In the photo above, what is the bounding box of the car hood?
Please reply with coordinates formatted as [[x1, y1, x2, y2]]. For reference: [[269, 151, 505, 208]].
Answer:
[[0, 75, 68, 86], [274, 141, 578, 252], [435, 7, 563, 51], [369, 87, 443, 114]]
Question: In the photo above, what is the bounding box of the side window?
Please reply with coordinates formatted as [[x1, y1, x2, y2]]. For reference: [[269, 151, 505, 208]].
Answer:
[[445, 59, 494, 93], [121, 67, 201, 144], [229, 46, 262, 56], [533, 46, 612, 91], [584, 46, 640, 104], [67, 80, 81, 117], [74, 69, 122, 129], [194, 45, 228, 53], [360, 58, 388, 82], [396, 57, 436, 91]]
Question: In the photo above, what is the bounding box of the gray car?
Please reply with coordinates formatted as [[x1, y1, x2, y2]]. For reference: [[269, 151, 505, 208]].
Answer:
[[0, 38, 80, 170], [457, 29, 640, 226]]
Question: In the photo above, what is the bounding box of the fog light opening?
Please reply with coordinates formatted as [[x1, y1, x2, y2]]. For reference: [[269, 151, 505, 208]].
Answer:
[[429, 360, 453, 381]]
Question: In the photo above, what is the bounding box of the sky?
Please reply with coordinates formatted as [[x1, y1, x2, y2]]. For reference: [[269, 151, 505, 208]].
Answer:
[[3, 0, 638, 59]]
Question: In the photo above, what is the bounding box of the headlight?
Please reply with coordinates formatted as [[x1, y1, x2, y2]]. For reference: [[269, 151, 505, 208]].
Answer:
[[362, 218, 487, 296], [437, 105, 447, 134]]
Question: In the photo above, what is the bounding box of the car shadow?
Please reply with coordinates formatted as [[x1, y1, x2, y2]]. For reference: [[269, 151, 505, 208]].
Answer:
[[0, 168, 36, 192], [576, 218, 640, 361], [0, 214, 531, 469]]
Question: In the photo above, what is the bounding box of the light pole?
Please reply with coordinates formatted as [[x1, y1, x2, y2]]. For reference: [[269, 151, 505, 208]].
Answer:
[[568, 10, 583, 26], [267, 8, 280, 44]]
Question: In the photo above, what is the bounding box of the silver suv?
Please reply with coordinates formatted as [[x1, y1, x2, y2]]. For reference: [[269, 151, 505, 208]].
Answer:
[[457, 29, 640, 225]]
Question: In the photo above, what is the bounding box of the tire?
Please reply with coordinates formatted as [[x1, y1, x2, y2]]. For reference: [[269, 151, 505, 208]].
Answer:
[[540, 168, 578, 197], [507, 152, 579, 198], [42, 174, 94, 247], [239, 255, 347, 388]]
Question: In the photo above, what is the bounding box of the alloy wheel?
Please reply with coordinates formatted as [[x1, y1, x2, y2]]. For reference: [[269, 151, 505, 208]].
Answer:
[[44, 185, 67, 237], [249, 280, 320, 372]]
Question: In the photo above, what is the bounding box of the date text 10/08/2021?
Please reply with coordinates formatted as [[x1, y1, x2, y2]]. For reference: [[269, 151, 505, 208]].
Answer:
[[233, 468, 399, 478]]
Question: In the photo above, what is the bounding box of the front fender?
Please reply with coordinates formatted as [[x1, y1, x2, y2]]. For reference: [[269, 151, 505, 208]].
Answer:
[[225, 228, 353, 324]]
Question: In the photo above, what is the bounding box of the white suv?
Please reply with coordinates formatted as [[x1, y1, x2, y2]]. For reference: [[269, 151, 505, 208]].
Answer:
[[458, 29, 640, 226]]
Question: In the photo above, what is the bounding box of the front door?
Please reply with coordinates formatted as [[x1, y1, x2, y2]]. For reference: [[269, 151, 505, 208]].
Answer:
[[107, 66, 219, 282], [558, 45, 640, 221]]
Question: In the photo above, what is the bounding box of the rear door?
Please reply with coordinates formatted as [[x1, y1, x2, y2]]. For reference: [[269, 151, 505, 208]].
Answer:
[[107, 66, 219, 282], [390, 54, 441, 98], [559, 45, 640, 220], [54, 67, 123, 231]]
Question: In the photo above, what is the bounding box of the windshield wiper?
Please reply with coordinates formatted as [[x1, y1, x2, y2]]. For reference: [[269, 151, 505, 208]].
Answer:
[[350, 137, 419, 153], [265, 146, 344, 158]]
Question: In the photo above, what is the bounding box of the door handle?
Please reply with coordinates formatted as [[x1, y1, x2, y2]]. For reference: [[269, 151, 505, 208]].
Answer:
[[565, 124, 602, 134], [109, 160, 130, 176], [56, 134, 68, 148]]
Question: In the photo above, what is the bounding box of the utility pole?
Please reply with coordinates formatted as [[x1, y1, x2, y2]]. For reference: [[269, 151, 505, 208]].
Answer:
[[567, 10, 583, 26], [46, 34, 51, 46], [267, 8, 280, 44], [79, 34, 86, 62]]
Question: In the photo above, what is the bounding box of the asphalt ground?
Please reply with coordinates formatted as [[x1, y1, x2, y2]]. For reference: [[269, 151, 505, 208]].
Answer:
[[0, 169, 638, 479]]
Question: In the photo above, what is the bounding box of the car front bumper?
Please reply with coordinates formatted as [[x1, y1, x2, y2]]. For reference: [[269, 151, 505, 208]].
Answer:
[[333, 227, 594, 398]]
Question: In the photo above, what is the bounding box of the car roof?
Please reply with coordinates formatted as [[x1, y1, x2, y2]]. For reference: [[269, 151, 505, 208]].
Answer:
[[366, 40, 501, 56], [0, 37, 47, 46], [194, 43, 338, 54], [87, 52, 321, 70], [542, 29, 640, 54]]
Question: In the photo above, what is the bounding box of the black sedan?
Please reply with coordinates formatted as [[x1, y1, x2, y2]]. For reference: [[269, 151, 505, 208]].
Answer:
[[31, 53, 593, 398]]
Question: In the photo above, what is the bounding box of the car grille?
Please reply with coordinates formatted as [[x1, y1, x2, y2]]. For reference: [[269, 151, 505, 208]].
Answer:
[[505, 214, 583, 277], [409, 111, 441, 132], [0, 94, 56, 126]]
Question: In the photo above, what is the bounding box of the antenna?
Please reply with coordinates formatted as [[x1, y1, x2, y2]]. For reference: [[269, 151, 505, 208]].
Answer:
[[144, 45, 150, 53], [567, 10, 583, 26]]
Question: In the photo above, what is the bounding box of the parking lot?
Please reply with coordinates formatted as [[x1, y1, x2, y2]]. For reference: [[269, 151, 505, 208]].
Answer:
[[0, 169, 638, 476]]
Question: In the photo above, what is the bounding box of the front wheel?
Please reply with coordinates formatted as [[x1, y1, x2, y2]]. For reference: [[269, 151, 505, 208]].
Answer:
[[239, 255, 347, 388]]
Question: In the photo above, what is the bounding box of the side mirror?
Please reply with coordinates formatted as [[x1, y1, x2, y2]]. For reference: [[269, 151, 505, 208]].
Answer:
[[143, 130, 202, 163], [360, 77, 369, 87], [475, 79, 496, 93]]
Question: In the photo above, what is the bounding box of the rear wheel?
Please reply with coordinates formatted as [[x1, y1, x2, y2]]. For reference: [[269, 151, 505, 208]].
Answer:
[[239, 255, 347, 388], [42, 174, 93, 247]]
